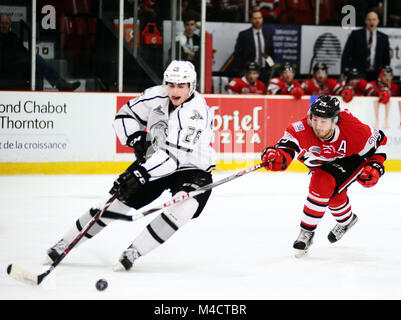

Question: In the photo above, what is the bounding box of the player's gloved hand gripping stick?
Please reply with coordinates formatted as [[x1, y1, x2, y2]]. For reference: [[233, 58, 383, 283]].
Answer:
[[7, 161, 270, 286]]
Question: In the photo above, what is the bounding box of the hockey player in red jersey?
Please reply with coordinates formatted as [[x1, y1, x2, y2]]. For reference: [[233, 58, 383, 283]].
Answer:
[[261, 95, 387, 257], [301, 62, 342, 96], [366, 66, 399, 129], [339, 68, 372, 103], [227, 61, 267, 94], [267, 62, 304, 99]]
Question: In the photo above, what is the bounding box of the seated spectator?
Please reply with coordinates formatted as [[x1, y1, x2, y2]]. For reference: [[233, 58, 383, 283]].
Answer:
[[302, 62, 342, 96], [0, 13, 80, 91], [366, 66, 399, 129], [171, 12, 200, 77], [138, 0, 160, 31], [388, 0, 401, 27], [207, 0, 244, 22], [250, 0, 280, 24], [181, 0, 201, 21], [339, 68, 371, 103], [267, 62, 303, 99], [227, 61, 266, 94]]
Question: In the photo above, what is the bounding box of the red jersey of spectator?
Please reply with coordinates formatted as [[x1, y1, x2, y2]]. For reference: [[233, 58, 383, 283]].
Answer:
[[366, 66, 399, 96], [302, 62, 342, 96], [267, 62, 303, 99], [227, 76, 267, 94], [251, 0, 280, 22], [302, 78, 342, 95], [339, 78, 372, 102], [366, 66, 399, 104], [340, 78, 371, 95], [367, 80, 399, 96], [268, 76, 302, 94], [339, 68, 373, 102]]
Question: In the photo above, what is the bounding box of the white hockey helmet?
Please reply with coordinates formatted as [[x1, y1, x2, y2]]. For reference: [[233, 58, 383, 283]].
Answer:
[[163, 60, 197, 96]]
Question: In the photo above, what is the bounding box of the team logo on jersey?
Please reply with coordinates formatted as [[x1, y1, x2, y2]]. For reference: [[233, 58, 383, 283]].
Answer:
[[292, 121, 305, 132], [309, 146, 321, 154], [190, 110, 204, 121], [153, 105, 165, 115], [323, 145, 336, 154], [150, 121, 168, 148]]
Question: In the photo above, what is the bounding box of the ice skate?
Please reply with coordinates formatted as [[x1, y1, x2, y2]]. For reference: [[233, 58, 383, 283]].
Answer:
[[293, 229, 314, 258], [328, 214, 358, 243], [113, 244, 140, 271], [44, 239, 68, 265]]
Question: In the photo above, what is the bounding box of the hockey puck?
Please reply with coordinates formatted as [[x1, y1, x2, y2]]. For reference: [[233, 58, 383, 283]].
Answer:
[[96, 279, 108, 291]]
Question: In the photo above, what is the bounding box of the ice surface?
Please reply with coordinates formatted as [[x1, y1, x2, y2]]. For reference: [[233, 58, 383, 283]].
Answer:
[[1, 170, 401, 300]]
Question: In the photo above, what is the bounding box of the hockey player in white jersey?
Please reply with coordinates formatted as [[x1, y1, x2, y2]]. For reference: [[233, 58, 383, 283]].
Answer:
[[45, 60, 216, 271]]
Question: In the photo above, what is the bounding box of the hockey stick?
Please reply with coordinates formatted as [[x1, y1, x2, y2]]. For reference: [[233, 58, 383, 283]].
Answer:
[[6, 193, 118, 286], [6, 161, 269, 285], [107, 161, 270, 222]]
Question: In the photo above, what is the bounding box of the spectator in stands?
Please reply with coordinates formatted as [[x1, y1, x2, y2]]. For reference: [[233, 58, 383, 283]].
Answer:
[[181, 0, 201, 21], [231, 9, 275, 87], [138, 0, 160, 31], [388, 0, 401, 27], [210, 0, 244, 22], [227, 61, 266, 94], [366, 66, 399, 129], [250, 0, 280, 24], [171, 12, 200, 77], [341, 10, 390, 82], [267, 62, 303, 99], [339, 68, 371, 103], [0, 13, 80, 91], [302, 62, 342, 96]]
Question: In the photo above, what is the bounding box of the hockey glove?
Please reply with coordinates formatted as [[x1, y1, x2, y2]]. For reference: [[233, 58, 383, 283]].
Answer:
[[290, 86, 303, 100], [341, 88, 354, 103], [261, 147, 288, 171], [110, 162, 150, 203], [126, 131, 152, 163], [378, 88, 391, 104], [356, 161, 384, 188]]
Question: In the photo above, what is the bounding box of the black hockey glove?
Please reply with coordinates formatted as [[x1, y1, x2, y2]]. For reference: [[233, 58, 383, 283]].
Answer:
[[110, 162, 150, 203], [126, 131, 152, 163]]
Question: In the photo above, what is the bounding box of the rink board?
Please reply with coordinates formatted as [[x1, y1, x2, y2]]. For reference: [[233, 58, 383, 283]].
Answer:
[[1, 91, 400, 174]]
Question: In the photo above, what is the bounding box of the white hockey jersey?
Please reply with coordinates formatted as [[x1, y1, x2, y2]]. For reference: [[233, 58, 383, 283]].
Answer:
[[113, 85, 216, 179]]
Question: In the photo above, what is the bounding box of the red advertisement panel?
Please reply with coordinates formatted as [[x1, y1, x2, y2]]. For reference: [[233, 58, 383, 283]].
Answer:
[[205, 96, 267, 154], [115, 95, 310, 155], [116, 95, 137, 153], [264, 98, 309, 146]]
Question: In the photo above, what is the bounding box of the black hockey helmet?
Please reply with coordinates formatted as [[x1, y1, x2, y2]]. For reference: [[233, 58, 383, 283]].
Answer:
[[380, 65, 393, 77], [245, 61, 260, 73], [309, 95, 340, 118], [313, 62, 328, 73], [280, 62, 295, 73], [345, 67, 360, 81]]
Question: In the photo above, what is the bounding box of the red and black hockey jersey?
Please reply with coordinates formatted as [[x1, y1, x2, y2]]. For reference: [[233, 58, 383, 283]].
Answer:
[[267, 77, 302, 94], [227, 76, 267, 94], [301, 78, 342, 96], [273, 109, 387, 169]]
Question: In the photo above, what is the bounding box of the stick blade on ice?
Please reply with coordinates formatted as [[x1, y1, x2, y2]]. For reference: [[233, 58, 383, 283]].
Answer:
[[7, 264, 39, 286]]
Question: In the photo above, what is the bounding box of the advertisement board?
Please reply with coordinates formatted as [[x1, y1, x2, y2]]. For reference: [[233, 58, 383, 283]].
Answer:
[[1, 91, 401, 174]]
